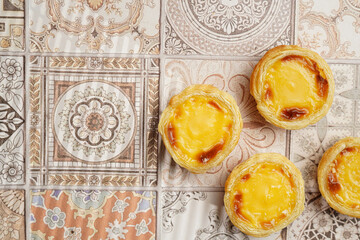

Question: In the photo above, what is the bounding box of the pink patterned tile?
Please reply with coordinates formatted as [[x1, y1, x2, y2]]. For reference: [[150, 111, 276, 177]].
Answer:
[[31, 190, 156, 240], [298, 0, 360, 59], [160, 59, 286, 187]]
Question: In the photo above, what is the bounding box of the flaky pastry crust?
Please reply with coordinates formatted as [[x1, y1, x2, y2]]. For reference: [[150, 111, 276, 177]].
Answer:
[[318, 137, 360, 218], [250, 45, 334, 130], [224, 153, 305, 237], [158, 84, 242, 174]]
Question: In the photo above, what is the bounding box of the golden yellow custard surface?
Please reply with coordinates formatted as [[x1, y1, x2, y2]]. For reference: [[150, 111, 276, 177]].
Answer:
[[166, 95, 233, 166], [263, 56, 328, 120], [231, 163, 296, 230], [328, 146, 360, 208]]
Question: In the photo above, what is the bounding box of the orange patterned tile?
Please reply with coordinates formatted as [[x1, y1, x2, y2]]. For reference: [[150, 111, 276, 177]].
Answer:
[[31, 190, 156, 239]]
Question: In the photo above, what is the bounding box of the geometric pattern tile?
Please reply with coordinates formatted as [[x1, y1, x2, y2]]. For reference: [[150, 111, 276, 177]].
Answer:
[[161, 191, 285, 240], [0, 56, 25, 185], [290, 64, 360, 192], [29, 56, 159, 186], [288, 193, 360, 240], [160, 59, 287, 187], [165, 0, 294, 56], [29, 0, 160, 54], [31, 190, 156, 240], [0, 0, 24, 51]]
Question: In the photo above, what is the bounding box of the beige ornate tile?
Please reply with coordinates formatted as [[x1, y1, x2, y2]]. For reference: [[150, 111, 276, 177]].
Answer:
[[0, 0, 24, 51], [29, 0, 160, 53], [0, 190, 25, 240], [298, 0, 360, 58], [0, 56, 24, 185], [29, 56, 159, 186], [161, 191, 284, 240], [165, 0, 293, 56], [161, 59, 286, 187], [288, 193, 360, 240]]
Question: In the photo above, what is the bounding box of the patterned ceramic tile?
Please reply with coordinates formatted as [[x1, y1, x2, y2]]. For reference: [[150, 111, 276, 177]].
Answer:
[[31, 190, 156, 240], [291, 63, 360, 192], [164, 0, 293, 56], [0, 0, 24, 51], [161, 191, 284, 240], [160, 59, 286, 187], [288, 192, 360, 240], [29, 56, 159, 186], [291, 126, 353, 192], [327, 64, 358, 126], [0, 190, 25, 240], [298, 0, 360, 59], [29, 0, 160, 53], [0, 56, 25, 185]]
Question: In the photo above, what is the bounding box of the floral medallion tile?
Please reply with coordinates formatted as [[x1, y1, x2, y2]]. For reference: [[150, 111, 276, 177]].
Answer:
[[161, 59, 286, 187], [288, 193, 360, 240], [29, 0, 160, 53], [31, 190, 156, 240], [0, 56, 24, 185], [0, 0, 24, 51], [0, 190, 25, 240], [161, 191, 284, 240], [298, 0, 360, 59], [165, 0, 293, 56], [29, 56, 159, 186]]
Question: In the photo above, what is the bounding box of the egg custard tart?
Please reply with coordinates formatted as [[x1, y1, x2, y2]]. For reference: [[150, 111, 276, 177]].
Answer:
[[224, 153, 305, 237], [318, 137, 360, 218], [158, 84, 242, 174], [250, 45, 334, 130]]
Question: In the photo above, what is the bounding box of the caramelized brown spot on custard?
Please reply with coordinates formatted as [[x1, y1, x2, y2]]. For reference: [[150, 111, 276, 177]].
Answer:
[[316, 75, 329, 98], [328, 172, 341, 193], [281, 107, 309, 120], [207, 100, 223, 112], [167, 123, 177, 147], [233, 194, 249, 222], [241, 174, 251, 182], [197, 142, 224, 163], [340, 147, 356, 156], [265, 88, 273, 100]]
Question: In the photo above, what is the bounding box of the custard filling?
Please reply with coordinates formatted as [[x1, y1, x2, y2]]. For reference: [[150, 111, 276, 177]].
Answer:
[[263, 55, 328, 120], [231, 163, 296, 229], [328, 146, 360, 208], [166, 95, 233, 165]]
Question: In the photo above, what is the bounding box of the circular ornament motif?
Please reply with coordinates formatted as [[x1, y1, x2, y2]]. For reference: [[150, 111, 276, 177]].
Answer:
[[53, 81, 136, 162]]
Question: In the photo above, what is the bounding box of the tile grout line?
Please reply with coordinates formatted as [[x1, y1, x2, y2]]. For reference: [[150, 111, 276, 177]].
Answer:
[[24, 0, 31, 239], [293, 0, 299, 45], [156, 0, 167, 239]]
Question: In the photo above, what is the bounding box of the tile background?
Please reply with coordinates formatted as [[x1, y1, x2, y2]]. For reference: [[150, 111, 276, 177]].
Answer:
[[0, 0, 359, 239]]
